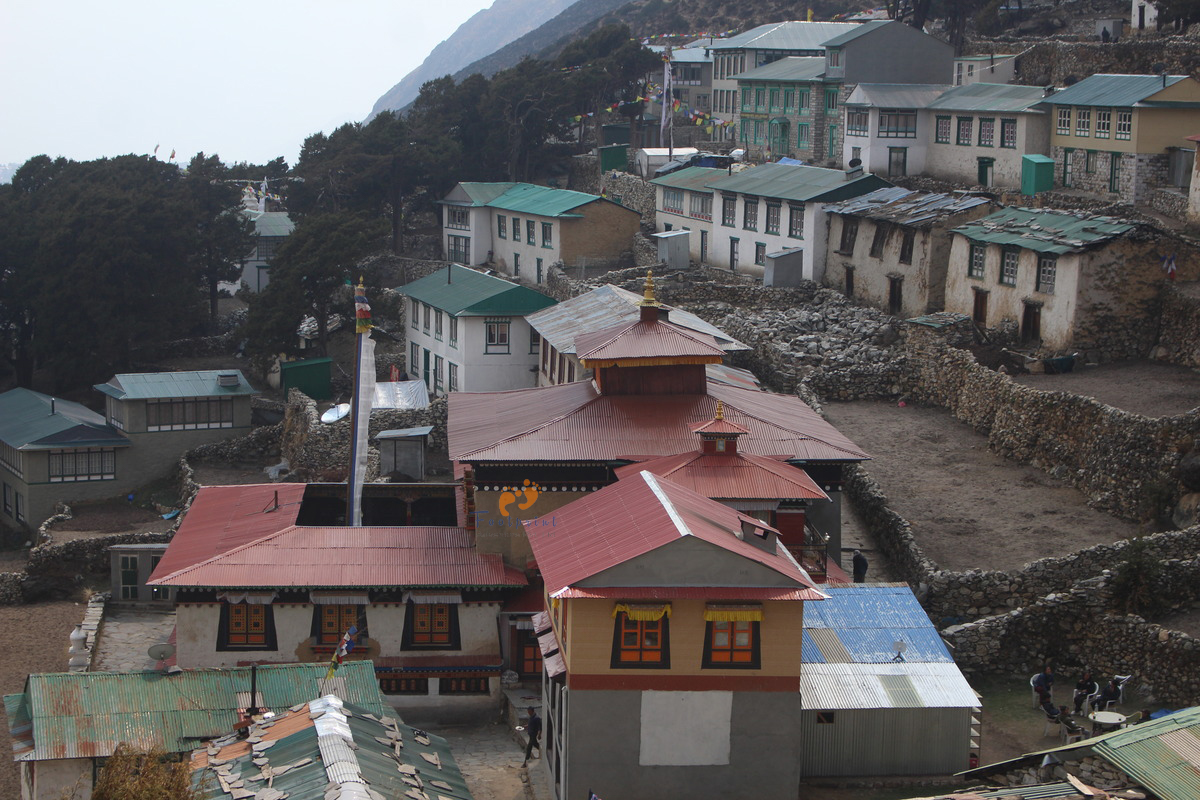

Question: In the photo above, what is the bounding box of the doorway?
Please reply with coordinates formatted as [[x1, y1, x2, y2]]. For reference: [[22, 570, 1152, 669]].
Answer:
[[700, 230, 708, 264], [888, 147, 908, 177], [422, 349, 431, 390], [729, 238, 740, 271], [888, 275, 904, 316], [972, 288, 989, 326], [845, 266, 855, 298], [977, 157, 994, 187], [1062, 149, 1074, 187], [1021, 302, 1042, 345]]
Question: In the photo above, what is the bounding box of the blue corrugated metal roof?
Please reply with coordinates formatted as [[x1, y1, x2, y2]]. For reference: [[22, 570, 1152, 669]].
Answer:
[[802, 584, 953, 663]]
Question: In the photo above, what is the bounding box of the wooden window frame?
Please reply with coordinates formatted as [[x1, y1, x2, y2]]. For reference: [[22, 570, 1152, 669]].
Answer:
[[610, 612, 670, 669], [402, 602, 461, 650], [218, 602, 277, 651], [702, 620, 761, 668], [313, 604, 366, 646]]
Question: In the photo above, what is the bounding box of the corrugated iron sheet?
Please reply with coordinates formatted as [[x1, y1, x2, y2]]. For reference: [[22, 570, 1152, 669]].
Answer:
[[526, 284, 749, 353], [556, 586, 823, 600], [951, 206, 1134, 255], [153, 525, 527, 588], [709, 21, 857, 53], [449, 380, 870, 463], [1047, 73, 1186, 108], [1094, 707, 1200, 800], [484, 183, 607, 218], [148, 483, 307, 583], [800, 662, 979, 709], [399, 264, 556, 317], [825, 187, 991, 228], [706, 363, 761, 389], [5, 662, 386, 762], [576, 319, 725, 362], [705, 162, 888, 204], [845, 84, 951, 109], [927, 82, 1050, 113], [614, 451, 829, 501], [95, 370, 257, 400], [802, 584, 954, 663], [820, 19, 891, 47], [649, 166, 728, 192], [250, 210, 295, 236], [531, 471, 819, 598], [733, 56, 829, 82], [0, 388, 127, 450]]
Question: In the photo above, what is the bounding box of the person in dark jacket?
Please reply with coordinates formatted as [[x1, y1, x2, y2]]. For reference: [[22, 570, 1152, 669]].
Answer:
[[523, 707, 542, 765], [852, 550, 868, 583], [1033, 665, 1054, 700], [1094, 680, 1121, 710], [1074, 671, 1098, 714]]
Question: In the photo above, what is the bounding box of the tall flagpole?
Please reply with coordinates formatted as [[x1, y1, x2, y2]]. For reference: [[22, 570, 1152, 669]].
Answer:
[[346, 278, 375, 527]]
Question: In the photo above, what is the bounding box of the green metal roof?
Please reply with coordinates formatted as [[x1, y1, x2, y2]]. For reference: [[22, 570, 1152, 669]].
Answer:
[[5, 662, 388, 762], [928, 82, 1049, 113], [0, 388, 129, 451], [735, 56, 828, 83], [250, 210, 295, 237], [649, 165, 727, 192], [468, 183, 614, 218], [1049, 74, 1188, 107], [820, 19, 892, 47], [451, 182, 519, 206], [95, 370, 258, 401], [708, 21, 858, 53], [951, 207, 1135, 255], [192, 696, 473, 800], [399, 264, 557, 317], [706, 162, 891, 203], [1093, 707, 1200, 800], [846, 84, 951, 109]]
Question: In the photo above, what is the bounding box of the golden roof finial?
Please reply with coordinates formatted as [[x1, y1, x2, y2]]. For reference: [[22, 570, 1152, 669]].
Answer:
[[638, 268, 659, 307], [715, 400, 725, 420]]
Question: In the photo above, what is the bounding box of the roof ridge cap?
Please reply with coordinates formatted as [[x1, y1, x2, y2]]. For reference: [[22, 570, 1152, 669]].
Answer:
[[641, 472, 692, 538]]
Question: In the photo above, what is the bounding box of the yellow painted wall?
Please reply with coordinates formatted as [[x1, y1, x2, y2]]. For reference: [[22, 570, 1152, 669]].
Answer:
[[1133, 106, 1200, 153], [561, 597, 805, 677]]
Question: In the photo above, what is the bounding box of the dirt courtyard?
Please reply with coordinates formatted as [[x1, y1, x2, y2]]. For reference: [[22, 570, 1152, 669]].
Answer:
[[1012, 360, 1200, 418], [823, 401, 1144, 573]]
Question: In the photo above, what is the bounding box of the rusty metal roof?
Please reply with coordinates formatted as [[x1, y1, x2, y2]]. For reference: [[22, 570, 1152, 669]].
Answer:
[[449, 380, 869, 463], [614, 450, 829, 501], [526, 284, 749, 354], [529, 471, 824, 599], [824, 187, 992, 228], [151, 525, 525, 589], [148, 484, 307, 583], [4, 662, 387, 762], [576, 318, 725, 363]]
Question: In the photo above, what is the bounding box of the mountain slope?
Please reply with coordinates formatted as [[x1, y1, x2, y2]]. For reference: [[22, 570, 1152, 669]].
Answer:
[[368, 0, 581, 119]]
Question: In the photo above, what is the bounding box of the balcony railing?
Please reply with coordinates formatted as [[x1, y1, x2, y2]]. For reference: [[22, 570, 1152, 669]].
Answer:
[[787, 523, 829, 582]]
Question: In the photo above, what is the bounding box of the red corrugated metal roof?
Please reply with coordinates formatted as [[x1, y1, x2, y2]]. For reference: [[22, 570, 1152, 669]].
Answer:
[[613, 451, 829, 501], [528, 471, 820, 598], [554, 586, 824, 600], [575, 318, 725, 363], [449, 381, 869, 463], [149, 484, 306, 583], [151, 525, 526, 589], [691, 417, 750, 435]]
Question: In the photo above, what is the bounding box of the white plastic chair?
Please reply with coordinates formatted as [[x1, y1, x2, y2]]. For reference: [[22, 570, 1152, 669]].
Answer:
[[1030, 674, 1041, 708]]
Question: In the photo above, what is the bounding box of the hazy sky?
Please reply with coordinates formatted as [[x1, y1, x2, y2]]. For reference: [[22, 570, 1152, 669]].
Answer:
[[1, 0, 495, 169]]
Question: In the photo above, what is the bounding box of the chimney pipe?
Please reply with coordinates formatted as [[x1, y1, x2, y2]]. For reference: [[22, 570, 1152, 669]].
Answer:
[[50, 398, 55, 415]]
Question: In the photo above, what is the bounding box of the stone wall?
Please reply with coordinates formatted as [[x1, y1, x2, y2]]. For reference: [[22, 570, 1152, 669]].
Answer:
[[990, 756, 1136, 794], [568, 155, 658, 223], [1000, 37, 1200, 86], [1157, 283, 1200, 367], [1151, 187, 1190, 219], [941, 558, 1200, 706], [280, 390, 448, 481]]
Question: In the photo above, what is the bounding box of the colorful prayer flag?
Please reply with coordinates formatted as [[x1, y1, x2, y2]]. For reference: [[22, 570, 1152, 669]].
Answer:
[[354, 281, 372, 334]]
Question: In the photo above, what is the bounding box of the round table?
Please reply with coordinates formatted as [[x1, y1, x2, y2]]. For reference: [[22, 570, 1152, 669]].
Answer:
[[1089, 710, 1126, 730]]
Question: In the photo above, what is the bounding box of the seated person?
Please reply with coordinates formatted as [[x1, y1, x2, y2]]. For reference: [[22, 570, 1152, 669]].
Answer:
[[1058, 706, 1085, 735], [1033, 666, 1055, 699], [1074, 672, 1098, 713], [1094, 680, 1121, 710], [1040, 697, 1060, 719]]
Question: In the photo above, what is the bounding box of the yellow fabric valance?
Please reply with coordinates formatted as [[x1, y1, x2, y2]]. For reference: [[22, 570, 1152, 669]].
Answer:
[[612, 603, 671, 622], [704, 605, 763, 623]]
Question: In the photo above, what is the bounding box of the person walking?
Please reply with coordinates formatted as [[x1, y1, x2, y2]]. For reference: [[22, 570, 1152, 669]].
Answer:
[[523, 707, 542, 765], [852, 550, 869, 583]]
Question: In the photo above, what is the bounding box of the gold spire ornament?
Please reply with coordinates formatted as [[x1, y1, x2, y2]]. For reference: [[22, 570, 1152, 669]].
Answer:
[[638, 269, 660, 307]]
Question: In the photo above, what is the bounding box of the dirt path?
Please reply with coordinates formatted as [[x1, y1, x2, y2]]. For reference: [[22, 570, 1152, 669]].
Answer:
[[0, 601, 87, 799], [1012, 360, 1200, 418], [823, 401, 1144, 572]]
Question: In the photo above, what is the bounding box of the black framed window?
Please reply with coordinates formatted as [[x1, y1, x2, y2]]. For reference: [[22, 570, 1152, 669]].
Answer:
[[611, 611, 670, 669], [217, 602, 277, 651], [702, 620, 761, 669], [402, 603, 461, 650]]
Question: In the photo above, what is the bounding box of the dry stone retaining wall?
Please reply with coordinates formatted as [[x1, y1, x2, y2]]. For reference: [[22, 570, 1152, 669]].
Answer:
[[1158, 284, 1200, 368]]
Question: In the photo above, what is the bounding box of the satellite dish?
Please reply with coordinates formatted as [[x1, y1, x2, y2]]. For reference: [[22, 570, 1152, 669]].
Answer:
[[848, 157, 863, 169], [148, 642, 176, 661], [892, 640, 908, 662], [320, 403, 351, 424]]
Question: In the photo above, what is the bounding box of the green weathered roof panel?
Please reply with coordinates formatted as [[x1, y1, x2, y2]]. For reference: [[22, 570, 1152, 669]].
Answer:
[[251, 211, 295, 237], [0, 388, 129, 450], [950, 207, 1135, 254], [927, 82, 1049, 113], [486, 184, 606, 217], [7, 662, 388, 762], [735, 57, 828, 83], [400, 264, 557, 317], [649, 166, 727, 191], [706, 162, 890, 203], [95, 370, 258, 401], [709, 21, 858, 53], [454, 182, 519, 206], [1093, 707, 1200, 800], [1048, 74, 1187, 107]]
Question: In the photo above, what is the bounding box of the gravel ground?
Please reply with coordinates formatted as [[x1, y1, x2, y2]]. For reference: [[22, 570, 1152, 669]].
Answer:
[[0, 601, 89, 799], [1012, 360, 1200, 418], [823, 401, 1144, 572], [48, 501, 172, 542]]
